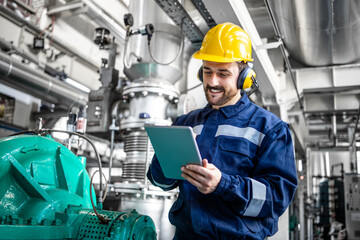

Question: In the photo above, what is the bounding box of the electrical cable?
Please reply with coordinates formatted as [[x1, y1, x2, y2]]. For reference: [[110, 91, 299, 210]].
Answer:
[[122, 35, 132, 69], [108, 128, 115, 184], [147, 18, 185, 65], [90, 170, 109, 224], [8, 130, 37, 136], [180, 82, 203, 94]]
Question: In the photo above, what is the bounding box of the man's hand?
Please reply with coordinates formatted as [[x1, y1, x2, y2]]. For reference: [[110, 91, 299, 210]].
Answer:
[[181, 159, 222, 194]]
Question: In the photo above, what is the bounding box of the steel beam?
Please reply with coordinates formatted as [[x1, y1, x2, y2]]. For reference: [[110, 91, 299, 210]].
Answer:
[[295, 63, 360, 93]]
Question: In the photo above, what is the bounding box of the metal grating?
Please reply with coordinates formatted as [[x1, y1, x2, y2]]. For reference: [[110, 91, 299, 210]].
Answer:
[[63, 15, 97, 41], [77, 211, 120, 239], [154, 0, 204, 49], [190, 0, 216, 28]]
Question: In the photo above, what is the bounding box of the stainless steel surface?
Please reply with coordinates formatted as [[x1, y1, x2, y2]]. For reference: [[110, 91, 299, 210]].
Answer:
[[269, 0, 360, 66], [122, 131, 154, 183], [120, 79, 179, 130], [119, 194, 176, 240], [126, 0, 183, 84], [0, 51, 88, 107]]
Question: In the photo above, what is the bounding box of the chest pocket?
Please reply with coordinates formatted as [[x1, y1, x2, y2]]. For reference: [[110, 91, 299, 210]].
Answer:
[[218, 137, 257, 176]]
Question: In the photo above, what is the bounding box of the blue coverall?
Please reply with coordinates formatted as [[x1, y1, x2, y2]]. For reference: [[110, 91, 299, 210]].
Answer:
[[147, 93, 298, 240]]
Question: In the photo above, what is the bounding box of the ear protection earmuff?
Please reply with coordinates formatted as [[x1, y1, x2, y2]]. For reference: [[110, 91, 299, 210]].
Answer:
[[197, 65, 257, 90]]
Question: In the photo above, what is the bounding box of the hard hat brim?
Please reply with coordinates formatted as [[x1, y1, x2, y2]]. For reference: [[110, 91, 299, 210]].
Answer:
[[192, 51, 253, 63]]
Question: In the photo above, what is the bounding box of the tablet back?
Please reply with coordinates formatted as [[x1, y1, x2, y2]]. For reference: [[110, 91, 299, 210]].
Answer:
[[145, 125, 202, 180]]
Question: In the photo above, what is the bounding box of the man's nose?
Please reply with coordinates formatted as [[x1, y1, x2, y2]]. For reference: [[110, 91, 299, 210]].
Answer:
[[208, 73, 220, 86]]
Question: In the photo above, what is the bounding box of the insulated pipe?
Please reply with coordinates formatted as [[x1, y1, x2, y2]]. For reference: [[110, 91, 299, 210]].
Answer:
[[268, 0, 360, 66], [0, 51, 88, 107]]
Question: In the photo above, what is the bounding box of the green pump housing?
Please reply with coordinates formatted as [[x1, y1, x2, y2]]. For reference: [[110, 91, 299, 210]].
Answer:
[[0, 135, 156, 240]]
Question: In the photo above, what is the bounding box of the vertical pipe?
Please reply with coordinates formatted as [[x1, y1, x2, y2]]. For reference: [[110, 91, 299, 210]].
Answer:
[[306, 147, 313, 240], [348, 126, 358, 172], [299, 184, 305, 240], [332, 114, 337, 146]]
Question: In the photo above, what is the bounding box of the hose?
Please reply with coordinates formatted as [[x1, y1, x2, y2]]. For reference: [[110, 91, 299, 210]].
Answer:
[[147, 18, 185, 65]]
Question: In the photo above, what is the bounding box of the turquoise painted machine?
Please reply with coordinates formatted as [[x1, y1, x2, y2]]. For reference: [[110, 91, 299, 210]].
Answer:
[[0, 135, 156, 240]]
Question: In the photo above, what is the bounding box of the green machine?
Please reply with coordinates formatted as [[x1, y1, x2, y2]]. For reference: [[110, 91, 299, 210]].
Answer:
[[0, 135, 156, 240]]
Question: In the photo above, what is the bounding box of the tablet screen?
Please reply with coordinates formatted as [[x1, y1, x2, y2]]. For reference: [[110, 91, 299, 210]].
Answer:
[[145, 125, 203, 180]]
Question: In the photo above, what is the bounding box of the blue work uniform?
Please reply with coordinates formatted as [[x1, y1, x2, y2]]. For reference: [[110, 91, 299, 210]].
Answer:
[[147, 93, 298, 240]]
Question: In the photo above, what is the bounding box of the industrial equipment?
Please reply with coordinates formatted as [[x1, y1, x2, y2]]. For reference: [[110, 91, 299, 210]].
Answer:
[[0, 134, 156, 240], [344, 174, 360, 240]]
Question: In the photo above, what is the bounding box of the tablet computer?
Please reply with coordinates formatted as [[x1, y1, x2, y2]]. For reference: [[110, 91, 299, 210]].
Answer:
[[145, 125, 202, 180]]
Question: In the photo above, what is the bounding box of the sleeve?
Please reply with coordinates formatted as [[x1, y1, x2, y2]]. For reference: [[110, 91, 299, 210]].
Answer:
[[213, 122, 298, 218], [146, 117, 184, 191], [147, 154, 178, 191]]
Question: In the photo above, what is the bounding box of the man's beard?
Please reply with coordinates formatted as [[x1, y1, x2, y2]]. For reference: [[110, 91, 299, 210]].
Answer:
[[204, 85, 238, 107]]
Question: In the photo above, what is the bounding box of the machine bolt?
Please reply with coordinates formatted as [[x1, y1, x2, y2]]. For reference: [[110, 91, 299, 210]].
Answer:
[[11, 215, 18, 225], [29, 218, 37, 225], [142, 91, 148, 96], [55, 219, 62, 226], [129, 92, 135, 98], [42, 219, 51, 225], [1, 216, 6, 224]]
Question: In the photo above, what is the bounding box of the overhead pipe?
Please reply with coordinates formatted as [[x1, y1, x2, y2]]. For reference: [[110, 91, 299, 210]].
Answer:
[[264, 0, 305, 119], [0, 51, 88, 108], [0, 4, 99, 71], [266, 0, 360, 66], [0, 38, 41, 67]]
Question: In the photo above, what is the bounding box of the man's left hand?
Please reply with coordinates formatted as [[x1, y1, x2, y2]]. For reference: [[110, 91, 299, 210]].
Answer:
[[181, 159, 222, 194]]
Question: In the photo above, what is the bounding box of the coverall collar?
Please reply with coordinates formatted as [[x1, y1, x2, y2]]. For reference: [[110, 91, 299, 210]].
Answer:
[[202, 92, 249, 119]]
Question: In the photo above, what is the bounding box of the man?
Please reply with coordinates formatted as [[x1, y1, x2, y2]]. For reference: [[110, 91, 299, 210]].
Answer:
[[147, 22, 298, 240]]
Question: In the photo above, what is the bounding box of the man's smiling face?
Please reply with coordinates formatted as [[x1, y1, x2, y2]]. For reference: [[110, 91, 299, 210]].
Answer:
[[202, 61, 241, 110]]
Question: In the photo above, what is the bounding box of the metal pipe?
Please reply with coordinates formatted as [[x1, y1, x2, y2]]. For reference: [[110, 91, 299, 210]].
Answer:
[[267, 0, 360, 66], [332, 114, 337, 146], [0, 38, 42, 67], [83, 0, 126, 42], [264, 0, 305, 118], [305, 147, 313, 240], [108, 119, 116, 184], [0, 4, 99, 71], [0, 51, 88, 107], [348, 126, 358, 172]]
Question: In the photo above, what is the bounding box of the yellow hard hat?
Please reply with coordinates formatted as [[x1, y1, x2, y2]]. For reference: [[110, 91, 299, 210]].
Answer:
[[193, 22, 253, 63]]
